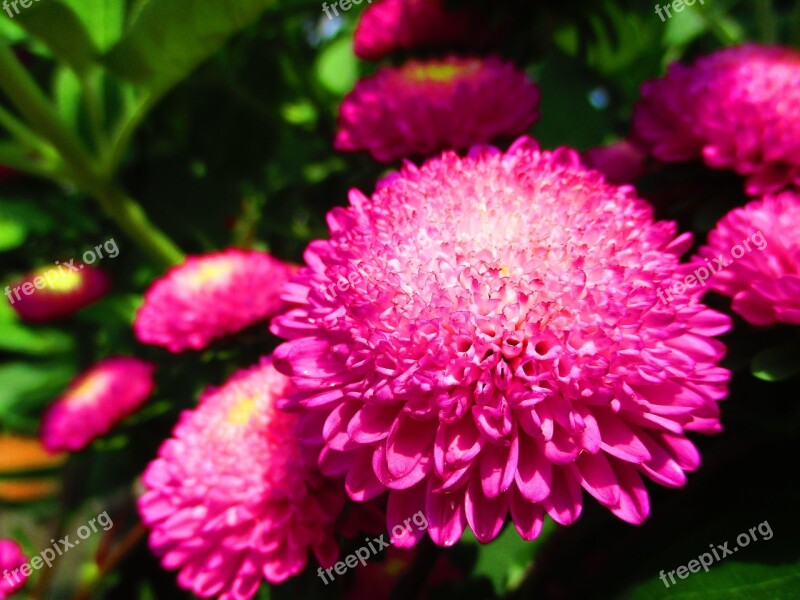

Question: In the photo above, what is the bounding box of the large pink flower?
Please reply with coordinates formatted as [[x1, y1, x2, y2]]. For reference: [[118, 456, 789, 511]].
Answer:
[[632, 44, 800, 195], [272, 137, 731, 547], [5, 265, 110, 323], [693, 191, 800, 325], [335, 56, 540, 162], [353, 0, 491, 61], [138, 359, 345, 598], [40, 357, 155, 453], [0, 540, 28, 599], [134, 249, 296, 352]]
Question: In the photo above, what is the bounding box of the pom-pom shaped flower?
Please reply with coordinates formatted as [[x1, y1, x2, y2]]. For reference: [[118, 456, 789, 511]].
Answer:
[[693, 191, 800, 325], [40, 357, 155, 453], [134, 249, 295, 352], [0, 540, 28, 599], [582, 140, 647, 185], [5, 265, 110, 323], [632, 44, 800, 195], [335, 56, 540, 162], [138, 359, 345, 598], [272, 137, 731, 547], [353, 0, 490, 61]]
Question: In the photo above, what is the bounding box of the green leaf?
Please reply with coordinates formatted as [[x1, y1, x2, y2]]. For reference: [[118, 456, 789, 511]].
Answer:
[[53, 65, 83, 131], [751, 342, 800, 382], [60, 0, 125, 52], [0, 320, 74, 356], [103, 0, 277, 96], [0, 11, 26, 44], [315, 36, 357, 96], [0, 361, 76, 431], [0, 215, 26, 251], [11, 1, 97, 74], [463, 520, 555, 595], [623, 558, 800, 599]]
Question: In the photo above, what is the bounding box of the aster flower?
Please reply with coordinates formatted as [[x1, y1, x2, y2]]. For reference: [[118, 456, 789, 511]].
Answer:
[[693, 191, 800, 326], [582, 140, 647, 185], [138, 359, 345, 598], [272, 137, 731, 547], [134, 249, 296, 353], [353, 0, 491, 61], [632, 44, 800, 195], [335, 56, 540, 162], [0, 540, 28, 599], [5, 265, 110, 323], [40, 357, 155, 453]]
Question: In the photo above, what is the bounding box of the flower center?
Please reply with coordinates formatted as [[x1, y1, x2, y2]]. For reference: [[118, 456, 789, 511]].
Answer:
[[67, 372, 112, 407], [402, 61, 479, 83], [37, 268, 82, 293], [226, 396, 259, 426], [182, 261, 235, 290]]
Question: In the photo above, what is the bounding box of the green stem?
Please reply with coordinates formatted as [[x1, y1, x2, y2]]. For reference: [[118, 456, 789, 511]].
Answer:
[[94, 186, 185, 267], [0, 45, 184, 268], [0, 103, 55, 156]]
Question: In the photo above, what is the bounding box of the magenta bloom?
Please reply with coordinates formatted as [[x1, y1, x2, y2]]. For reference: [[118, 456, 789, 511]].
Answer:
[[0, 540, 28, 599], [139, 359, 345, 598], [40, 357, 155, 453], [272, 137, 731, 547], [134, 249, 296, 352], [693, 191, 800, 325], [6, 265, 110, 323], [582, 140, 647, 185], [335, 56, 540, 162], [632, 44, 800, 195], [353, 0, 490, 61]]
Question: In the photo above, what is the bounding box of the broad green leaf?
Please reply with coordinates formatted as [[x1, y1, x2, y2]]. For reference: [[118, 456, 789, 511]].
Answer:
[[60, 0, 125, 52], [0, 361, 76, 431], [752, 342, 800, 382], [315, 36, 357, 96], [11, 1, 97, 73], [103, 0, 277, 96], [463, 520, 555, 595], [0, 319, 74, 355], [623, 558, 800, 599]]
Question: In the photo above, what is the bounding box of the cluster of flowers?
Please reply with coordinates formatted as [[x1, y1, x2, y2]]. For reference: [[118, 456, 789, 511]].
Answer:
[[3, 2, 800, 599]]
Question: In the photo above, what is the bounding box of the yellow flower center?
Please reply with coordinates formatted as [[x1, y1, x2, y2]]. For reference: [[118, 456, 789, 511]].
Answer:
[[34, 267, 82, 293], [226, 396, 259, 426], [402, 61, 479, 84], [183, 261, 235, 289], [67, 372, 111, 407]]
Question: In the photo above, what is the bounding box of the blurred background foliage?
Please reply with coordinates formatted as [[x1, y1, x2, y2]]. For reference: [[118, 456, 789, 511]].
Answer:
[[0, 0, 798, 598]]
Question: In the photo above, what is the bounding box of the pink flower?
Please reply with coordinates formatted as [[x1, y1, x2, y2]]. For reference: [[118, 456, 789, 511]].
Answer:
[[335, 56, 540, 162], [632, 44, 800, 195], [134, 249, 296, 352], [353, 0, 491, 61], [6, 265, 110, 323], [138, 359, 345, 598], [40, 357, 155, 453], [582, 140, 648, 185], [272, 137, 731, 547], [0, 540, 28, 599], [693, 191, 800, 325]]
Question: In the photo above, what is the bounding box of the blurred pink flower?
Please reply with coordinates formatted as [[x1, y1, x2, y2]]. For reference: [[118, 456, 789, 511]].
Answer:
[[134, 249, 295, 352], [335, 56, 539, 162], [632, 44, 800, 195], [40, 357, 155, 453], [0, 540, 28, 599], [693, 190, 800, 325], [138, 358, 345, 598], [272, 137, 731, 547], [582, 140, 647, 185], [5, 265, 110, 323], [353, 0, 491, 61]]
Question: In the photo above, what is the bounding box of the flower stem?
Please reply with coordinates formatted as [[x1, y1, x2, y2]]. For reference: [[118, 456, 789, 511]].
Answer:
[[0, 45, 184, 268]]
